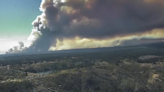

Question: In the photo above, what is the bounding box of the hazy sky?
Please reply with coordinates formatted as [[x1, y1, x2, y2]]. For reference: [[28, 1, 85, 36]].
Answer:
[[0, 0, 41, 52]]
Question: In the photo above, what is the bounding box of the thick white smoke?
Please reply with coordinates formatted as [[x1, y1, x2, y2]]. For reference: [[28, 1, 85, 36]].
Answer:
[[26, 0, 64, 52]]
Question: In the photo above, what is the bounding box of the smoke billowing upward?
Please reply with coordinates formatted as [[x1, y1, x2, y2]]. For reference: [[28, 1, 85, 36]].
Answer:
[[7, 0, 164, 53]]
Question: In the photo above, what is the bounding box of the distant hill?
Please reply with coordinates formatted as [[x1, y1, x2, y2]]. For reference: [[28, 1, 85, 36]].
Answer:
[[144, 41, 164, 48], [0, 41, 163, 58]]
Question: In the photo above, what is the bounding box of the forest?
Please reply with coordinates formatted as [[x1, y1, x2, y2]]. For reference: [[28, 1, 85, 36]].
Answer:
[[0, 42, 164, 92]]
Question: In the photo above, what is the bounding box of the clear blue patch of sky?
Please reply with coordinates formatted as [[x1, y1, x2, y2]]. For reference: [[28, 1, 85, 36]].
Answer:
[[0, 0, 42, 37]]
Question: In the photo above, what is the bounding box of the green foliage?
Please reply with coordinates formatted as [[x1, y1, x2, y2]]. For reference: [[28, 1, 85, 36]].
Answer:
[[32, 62, 164, 92], [0, 80, 33, 92], [0, 69, 26, 80], [1, 46, 164, 92]]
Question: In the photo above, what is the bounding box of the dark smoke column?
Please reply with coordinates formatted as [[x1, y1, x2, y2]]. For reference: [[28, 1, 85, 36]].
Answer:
[[26, 0, 164, 52], [27, 0, 62, 52]]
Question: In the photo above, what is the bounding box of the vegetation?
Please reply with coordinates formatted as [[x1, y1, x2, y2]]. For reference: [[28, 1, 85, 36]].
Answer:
[[0, 80, 33, 92], [0, 44, 164, 92]]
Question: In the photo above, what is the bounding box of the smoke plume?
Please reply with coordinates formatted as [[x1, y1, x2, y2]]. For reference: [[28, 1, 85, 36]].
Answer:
[[9, 0, 164, 53]]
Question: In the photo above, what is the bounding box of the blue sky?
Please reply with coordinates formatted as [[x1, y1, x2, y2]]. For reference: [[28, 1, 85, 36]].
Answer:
[[0, 0, 41, 52]]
